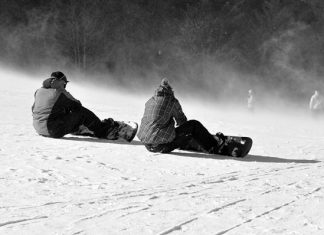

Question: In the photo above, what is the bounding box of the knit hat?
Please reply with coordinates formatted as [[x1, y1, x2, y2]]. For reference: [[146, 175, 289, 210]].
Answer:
[[160, 77, 171, 88], [51, 71, 69, 83], [155, 77, 174, 97]]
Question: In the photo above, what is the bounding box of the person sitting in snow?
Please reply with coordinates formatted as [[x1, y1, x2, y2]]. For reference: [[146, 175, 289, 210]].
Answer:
[[137, 78, 225, 154], [32, 71, 120, 139], [309, 90, 323, 116]]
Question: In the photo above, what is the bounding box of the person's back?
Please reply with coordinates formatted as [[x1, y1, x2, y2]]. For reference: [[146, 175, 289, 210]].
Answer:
[[33, 87, 65, 135], [137, 78, 187, 145]]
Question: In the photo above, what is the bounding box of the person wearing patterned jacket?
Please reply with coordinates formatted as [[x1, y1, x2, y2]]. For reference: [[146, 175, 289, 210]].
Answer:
[[137, 78, 223, 153], [32, 71, 117, 139]]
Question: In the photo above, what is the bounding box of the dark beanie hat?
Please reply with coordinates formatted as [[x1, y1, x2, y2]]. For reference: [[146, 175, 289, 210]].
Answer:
[[51, 71, 69, 82], [160, 77, 171, 88], [155, 77, 174, 96]]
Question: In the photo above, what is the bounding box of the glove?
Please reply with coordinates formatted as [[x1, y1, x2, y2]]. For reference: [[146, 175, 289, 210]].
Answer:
[[215, 132, 225, 145]]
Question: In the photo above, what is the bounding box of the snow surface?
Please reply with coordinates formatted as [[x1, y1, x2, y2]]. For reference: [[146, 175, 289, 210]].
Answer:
[[0, 68, 324, 235]]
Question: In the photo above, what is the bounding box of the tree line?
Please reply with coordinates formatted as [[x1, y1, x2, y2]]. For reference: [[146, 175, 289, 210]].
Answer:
[[0, 0, 324, 100]]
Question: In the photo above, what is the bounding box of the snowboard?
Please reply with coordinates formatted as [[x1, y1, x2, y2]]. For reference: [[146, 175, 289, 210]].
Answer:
[[73, 121, 138, 142], [181, 134, 253, 158]]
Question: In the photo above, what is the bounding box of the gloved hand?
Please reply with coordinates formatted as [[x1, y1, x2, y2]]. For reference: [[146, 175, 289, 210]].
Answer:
[[103, 118, 115, 126], [215, 132, 225, 145]]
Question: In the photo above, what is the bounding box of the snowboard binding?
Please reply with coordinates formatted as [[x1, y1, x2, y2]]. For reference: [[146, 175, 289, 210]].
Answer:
[[216, 136, 253, 158]]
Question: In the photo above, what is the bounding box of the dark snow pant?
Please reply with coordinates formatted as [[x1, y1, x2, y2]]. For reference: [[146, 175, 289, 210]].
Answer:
[[47, 106, 113, 138], [145, 120, 219, 153]]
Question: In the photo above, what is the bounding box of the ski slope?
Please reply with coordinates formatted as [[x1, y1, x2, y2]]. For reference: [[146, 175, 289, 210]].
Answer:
[[0, 68, 323, 235]]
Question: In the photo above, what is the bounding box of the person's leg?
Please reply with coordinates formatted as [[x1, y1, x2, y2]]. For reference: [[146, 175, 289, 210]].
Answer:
[[61, 106, 115, 138], [145, 120, 220, 154], [174, 120, 219, 152], [144, 128, 195, 153]]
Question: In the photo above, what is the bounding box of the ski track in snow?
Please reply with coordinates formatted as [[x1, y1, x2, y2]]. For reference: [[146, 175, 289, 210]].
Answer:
[[0, 70, 324, 234]]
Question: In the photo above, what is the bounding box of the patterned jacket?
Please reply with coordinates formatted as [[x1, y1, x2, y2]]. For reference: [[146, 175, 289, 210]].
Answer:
[[32, 78, 81, 137], [137, 85, 187, 145]]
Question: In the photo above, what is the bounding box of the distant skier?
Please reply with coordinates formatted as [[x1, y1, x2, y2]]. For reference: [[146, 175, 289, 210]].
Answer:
[[247, 89, 255, 112], [32, 71, 137, 141], [137, 78, 226, 154], [309, 90, 323, 116]]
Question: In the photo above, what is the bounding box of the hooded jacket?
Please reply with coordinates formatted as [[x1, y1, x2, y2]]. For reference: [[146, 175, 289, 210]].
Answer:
[[137, 82, 187, 145], [32, 78, 81, 136]]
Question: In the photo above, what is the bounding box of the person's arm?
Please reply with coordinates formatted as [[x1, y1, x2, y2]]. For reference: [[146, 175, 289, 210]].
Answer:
[[172, 98, 187, 126], [61, 89, 82, 105], [55, 89, 82, 113], [316, 96, 323, 109]]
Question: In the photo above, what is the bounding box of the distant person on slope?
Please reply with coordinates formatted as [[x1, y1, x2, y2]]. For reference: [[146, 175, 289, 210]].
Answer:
[[309, 90, 323, 116], [137, 78, 225, 154], [247, 89, 255, 112], [32, 71, 133, 140]]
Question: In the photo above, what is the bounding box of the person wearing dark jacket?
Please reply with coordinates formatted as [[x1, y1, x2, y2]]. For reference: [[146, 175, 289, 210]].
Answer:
[[32, 71, 117, 139], [137, 78, 223, 154]]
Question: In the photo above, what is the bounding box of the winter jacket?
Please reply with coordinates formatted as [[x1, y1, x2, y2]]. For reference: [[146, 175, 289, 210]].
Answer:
[[137, 84, 187, 145], [32, 78, 81, 137]]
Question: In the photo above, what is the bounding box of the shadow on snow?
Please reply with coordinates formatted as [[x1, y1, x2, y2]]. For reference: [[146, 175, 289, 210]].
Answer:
[[61, 137, 320, 164], [169, 152, 320, 164], [62, 136, 143, 146]]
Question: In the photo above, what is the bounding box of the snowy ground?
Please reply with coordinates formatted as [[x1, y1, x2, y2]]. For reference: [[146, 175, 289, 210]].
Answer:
[[0, 68, 324, 235]]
